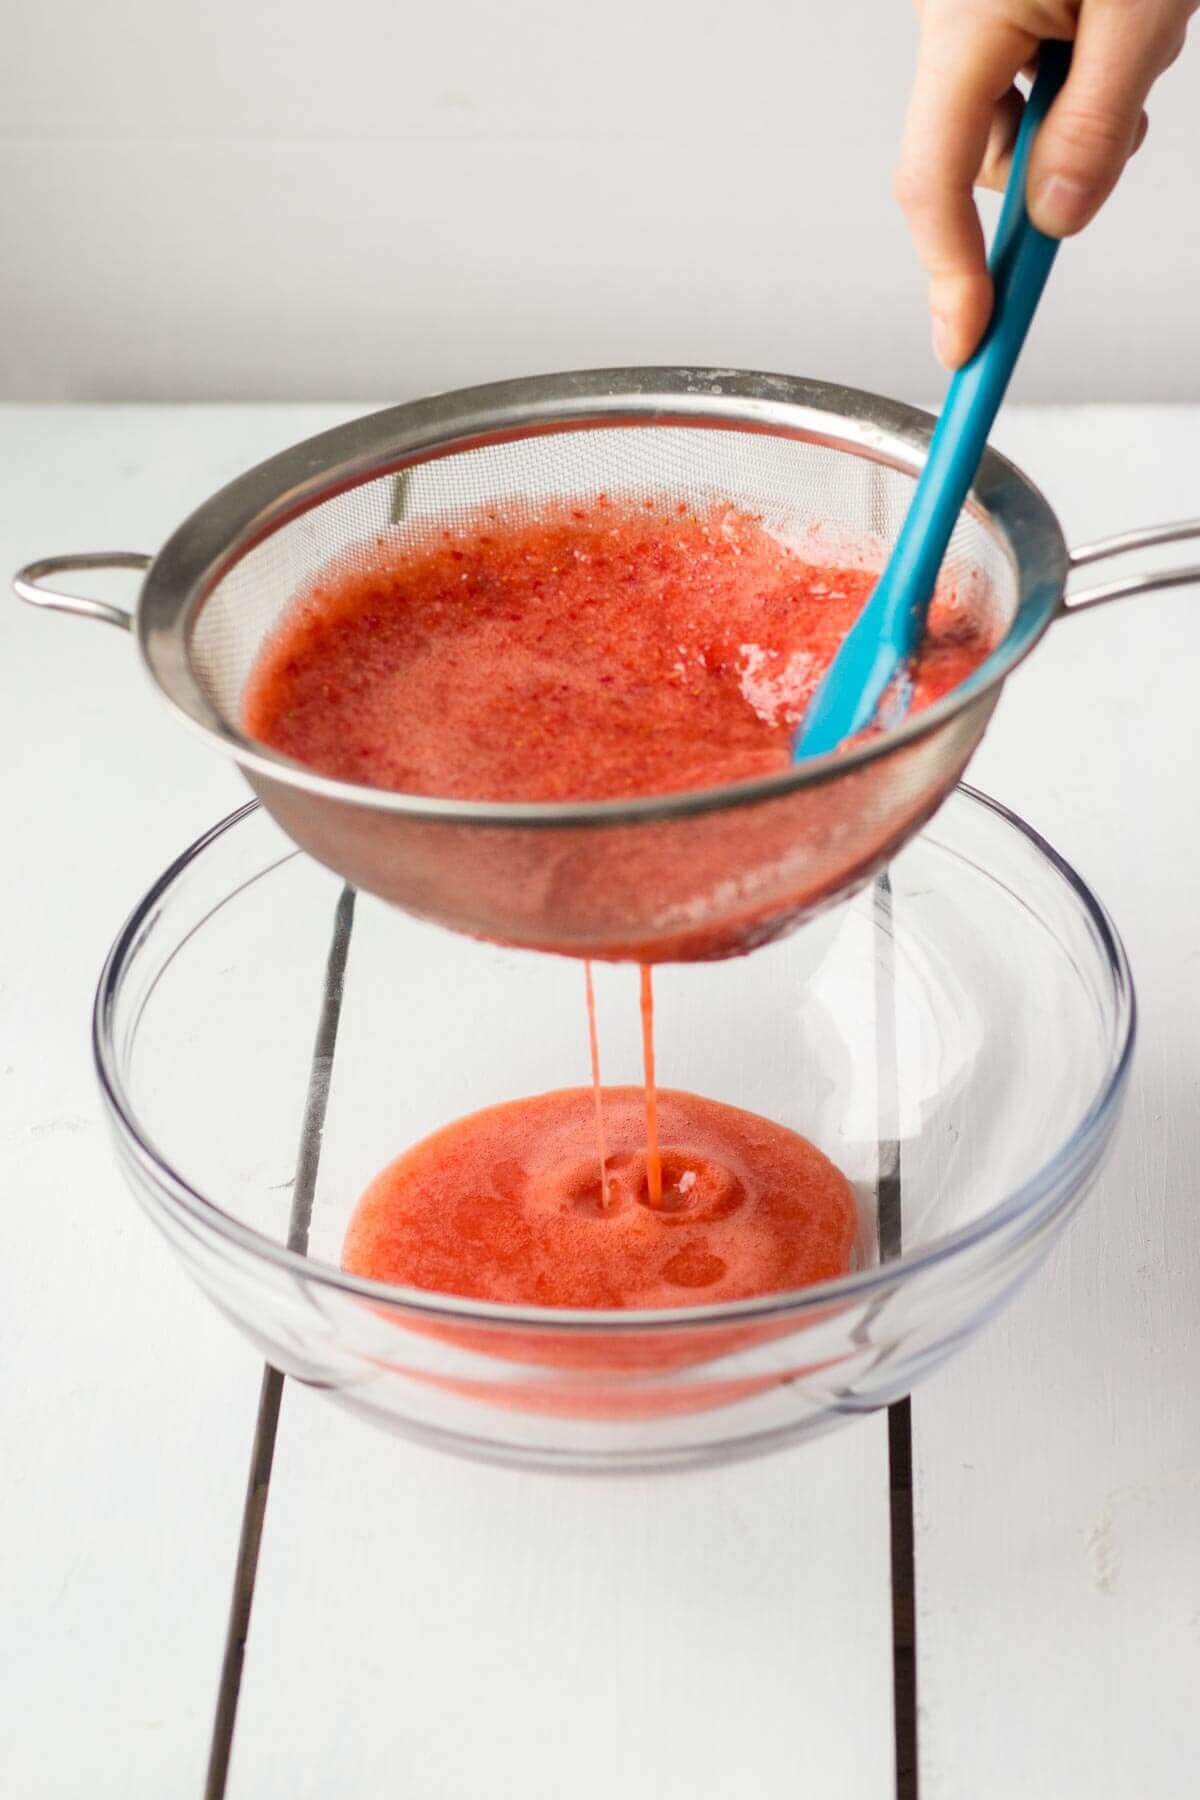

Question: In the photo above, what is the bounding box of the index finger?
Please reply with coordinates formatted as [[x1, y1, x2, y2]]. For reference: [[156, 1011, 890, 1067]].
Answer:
[[895, 10, 1037, 366]]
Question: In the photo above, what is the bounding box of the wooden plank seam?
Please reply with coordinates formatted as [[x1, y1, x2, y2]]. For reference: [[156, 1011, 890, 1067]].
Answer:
[[204, 884, 357, 1800]]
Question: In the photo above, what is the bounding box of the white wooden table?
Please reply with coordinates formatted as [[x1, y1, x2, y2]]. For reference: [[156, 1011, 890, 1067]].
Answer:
[[4, 403, 1199, 1800]]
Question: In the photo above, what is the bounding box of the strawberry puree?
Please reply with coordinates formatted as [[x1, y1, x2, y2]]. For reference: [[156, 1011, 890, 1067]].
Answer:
[[250, 496, 942, 1414], [342, 1086, 857, 1311], [242, 496, 991, 804]]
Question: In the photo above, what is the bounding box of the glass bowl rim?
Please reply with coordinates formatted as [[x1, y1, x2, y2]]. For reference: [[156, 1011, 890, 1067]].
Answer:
[[92, 787, 1136, 1334]]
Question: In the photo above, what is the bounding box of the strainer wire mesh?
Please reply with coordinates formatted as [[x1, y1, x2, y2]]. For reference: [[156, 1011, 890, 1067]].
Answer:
[[192, 424, 1016, 730]]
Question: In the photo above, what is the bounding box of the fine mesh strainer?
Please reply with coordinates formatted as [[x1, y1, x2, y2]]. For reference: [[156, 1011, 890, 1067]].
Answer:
[[16, 368, 1200, 961]]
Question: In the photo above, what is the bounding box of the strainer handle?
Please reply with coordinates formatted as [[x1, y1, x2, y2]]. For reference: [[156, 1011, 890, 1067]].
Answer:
[[1064, 520, 1200, 613], [13, 552, 151, 630]]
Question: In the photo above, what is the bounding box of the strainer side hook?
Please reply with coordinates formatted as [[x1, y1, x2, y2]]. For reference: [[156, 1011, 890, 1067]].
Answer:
[[13, 552, 151, 631]]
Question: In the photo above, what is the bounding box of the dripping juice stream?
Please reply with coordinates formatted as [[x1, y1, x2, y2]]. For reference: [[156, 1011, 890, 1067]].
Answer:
[[640, 965, 662, 1207], [582, 962, 664, 1210], [583, 961, 610, 1210]]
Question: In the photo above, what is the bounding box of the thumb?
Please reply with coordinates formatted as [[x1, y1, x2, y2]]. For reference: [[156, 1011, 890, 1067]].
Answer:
[[1028, 4, 1188, 237]]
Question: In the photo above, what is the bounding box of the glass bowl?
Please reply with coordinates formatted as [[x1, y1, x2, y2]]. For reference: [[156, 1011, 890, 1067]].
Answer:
[[94, 787, 1134, 1471]]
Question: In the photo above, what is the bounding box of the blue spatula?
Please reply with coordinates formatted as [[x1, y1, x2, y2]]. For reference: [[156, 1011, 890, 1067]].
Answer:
[[793, 40, 1070, 761]]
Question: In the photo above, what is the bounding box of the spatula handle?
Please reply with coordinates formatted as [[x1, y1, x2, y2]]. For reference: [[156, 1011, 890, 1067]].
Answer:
[[885, 41, 1072, 628], [791, 42, 1072, 762]]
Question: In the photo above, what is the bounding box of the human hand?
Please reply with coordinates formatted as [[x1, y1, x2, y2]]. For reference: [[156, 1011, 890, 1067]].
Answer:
[[896, 0, 1196, 369]]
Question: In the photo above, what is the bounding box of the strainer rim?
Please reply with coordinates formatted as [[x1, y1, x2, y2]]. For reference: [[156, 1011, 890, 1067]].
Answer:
[[135, 367, 1069, 827]]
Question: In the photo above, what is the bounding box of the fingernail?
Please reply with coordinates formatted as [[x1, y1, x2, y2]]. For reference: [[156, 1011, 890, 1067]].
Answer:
[[931, 314, 955, 369], [1032, 174, 1092, 236]]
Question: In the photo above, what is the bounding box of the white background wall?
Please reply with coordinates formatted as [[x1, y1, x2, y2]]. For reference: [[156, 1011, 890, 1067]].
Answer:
[[4, 0, 1197, 403]]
